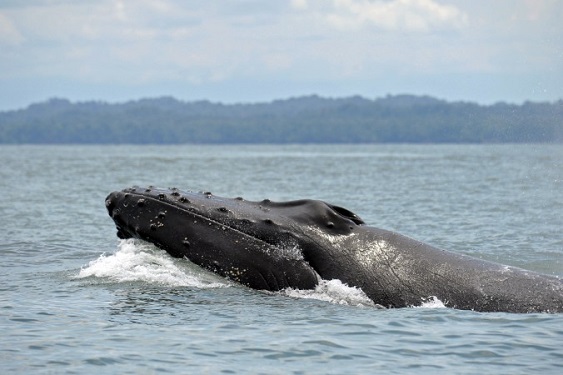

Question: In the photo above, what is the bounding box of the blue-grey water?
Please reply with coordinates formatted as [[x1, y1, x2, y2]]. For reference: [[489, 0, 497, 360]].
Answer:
[[1, 144, 562, 374]]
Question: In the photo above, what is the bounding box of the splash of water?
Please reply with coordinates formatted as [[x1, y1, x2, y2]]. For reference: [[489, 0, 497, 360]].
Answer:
[[75, 239, 228, 288], [416, 296, 447, 309], [282, 279, 381, 308]]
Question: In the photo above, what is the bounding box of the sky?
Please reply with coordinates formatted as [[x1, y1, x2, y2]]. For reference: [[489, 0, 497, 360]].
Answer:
[[0, 0, 562, 110]]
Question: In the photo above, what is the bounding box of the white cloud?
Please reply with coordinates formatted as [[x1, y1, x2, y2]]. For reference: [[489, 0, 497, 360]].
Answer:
[[0, 12, 24, 45], [291, 0, 309, 10], [303, 0, 468, 32]]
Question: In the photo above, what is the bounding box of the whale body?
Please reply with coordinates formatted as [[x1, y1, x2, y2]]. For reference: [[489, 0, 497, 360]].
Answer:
[[105, 186, 563, 313]]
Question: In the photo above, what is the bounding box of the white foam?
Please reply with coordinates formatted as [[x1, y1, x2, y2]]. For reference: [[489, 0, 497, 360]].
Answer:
[[415, 296, 447, 309], [282, 279, 381, 308], [75, 239, 229, 288]]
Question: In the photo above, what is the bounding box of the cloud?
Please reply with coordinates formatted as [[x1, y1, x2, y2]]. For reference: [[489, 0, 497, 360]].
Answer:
[[291, 0, 309, 10], [0, 0, 534, 87], [0, 12, 24, 45], [0, 1, 210, 79], [301, 0, 468, 32]]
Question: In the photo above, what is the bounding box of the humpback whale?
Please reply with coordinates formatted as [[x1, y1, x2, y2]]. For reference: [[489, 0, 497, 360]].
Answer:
[[105, 186, 563, 313]]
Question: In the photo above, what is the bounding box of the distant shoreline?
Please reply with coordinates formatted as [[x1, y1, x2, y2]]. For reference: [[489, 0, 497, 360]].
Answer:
[[1, 95, 561, 144]]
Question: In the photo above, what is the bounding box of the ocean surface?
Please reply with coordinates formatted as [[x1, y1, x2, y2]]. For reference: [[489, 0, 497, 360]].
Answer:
[[1, 144, 562, 374]]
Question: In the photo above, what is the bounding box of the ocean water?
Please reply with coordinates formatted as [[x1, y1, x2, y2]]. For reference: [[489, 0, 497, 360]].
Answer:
[[1, 144, 562, 374]]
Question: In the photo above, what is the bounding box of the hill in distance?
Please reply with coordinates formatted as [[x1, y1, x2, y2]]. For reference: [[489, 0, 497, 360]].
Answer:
[[0, 94, 561, 144]]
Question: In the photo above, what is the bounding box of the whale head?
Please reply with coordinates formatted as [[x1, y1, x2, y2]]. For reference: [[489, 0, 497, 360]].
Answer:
[[105, 186, 365, 291]]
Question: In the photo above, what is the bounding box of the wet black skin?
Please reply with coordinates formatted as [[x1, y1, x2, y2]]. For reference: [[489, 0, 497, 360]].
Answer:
[[106, 186, 563, 313]]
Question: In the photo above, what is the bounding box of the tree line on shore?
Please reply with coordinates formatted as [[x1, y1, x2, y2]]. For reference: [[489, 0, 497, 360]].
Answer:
[[0, 94, 561, 144]]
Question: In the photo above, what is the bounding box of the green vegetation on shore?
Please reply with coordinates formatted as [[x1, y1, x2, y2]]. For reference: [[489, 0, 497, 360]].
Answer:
[[1, 95, 561, 144]]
